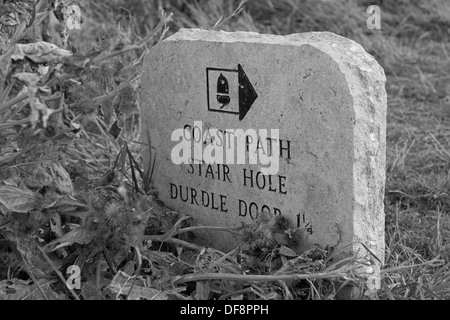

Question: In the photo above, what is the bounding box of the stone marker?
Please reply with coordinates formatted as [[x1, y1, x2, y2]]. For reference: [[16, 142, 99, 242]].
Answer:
[[140, 28, 387, 262]]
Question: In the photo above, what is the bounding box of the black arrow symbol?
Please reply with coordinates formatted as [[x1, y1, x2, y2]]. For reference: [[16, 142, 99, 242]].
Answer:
[[238, 64, 258, 121], [206, 65, 258, 120]]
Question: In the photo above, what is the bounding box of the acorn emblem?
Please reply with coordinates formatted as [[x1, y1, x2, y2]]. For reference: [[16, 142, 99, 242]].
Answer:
[[216, 73, 230, 108]]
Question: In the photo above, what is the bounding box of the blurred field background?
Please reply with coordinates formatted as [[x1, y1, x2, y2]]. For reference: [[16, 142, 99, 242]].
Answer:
[[1, 0, 449, 300]]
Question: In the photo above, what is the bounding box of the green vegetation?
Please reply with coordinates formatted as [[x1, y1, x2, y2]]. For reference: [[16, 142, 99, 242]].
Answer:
[[0, 0, 449, 300]]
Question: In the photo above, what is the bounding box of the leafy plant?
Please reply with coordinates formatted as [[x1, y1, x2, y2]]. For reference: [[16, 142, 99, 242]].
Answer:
[[0, 0, 173, 300]]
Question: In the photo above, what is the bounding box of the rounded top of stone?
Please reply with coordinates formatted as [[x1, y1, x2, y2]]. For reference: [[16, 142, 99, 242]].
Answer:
[[165, 28, 384, 78]]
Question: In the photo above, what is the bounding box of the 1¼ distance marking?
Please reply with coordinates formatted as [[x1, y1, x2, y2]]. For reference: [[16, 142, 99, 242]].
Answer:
[[297, 213, 313, 235]]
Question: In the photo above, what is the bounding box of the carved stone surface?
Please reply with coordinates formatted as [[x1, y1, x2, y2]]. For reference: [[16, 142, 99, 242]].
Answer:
[[140, 28, 387, 262]]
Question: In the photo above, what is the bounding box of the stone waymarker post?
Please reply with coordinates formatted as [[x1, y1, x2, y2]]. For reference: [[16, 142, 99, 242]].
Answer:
[[140, 29, 387, 261]]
